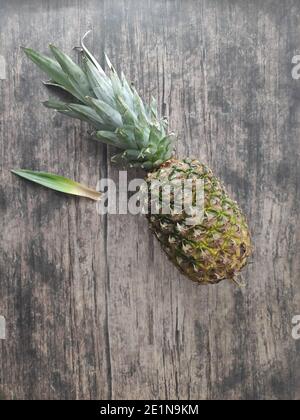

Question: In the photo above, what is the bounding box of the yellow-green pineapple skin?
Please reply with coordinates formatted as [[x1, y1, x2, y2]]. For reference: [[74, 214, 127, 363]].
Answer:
[[146, 158, 252, 284]]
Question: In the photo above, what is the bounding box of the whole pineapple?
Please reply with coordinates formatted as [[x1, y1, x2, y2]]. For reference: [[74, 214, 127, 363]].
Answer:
[[21, 32, 252, 285], [147, 159, 251, 284]]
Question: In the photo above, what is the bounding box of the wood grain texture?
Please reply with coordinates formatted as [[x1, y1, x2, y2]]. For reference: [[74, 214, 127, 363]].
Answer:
[[0, 0, 299, 400]]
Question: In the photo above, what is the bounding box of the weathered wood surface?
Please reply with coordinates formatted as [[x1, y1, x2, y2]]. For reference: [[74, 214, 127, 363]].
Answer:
[[0, 0, 299, 400]]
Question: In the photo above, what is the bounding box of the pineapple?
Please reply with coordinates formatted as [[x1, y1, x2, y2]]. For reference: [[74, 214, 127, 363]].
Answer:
[[147, 159, 251, 284], [18, 32, 252, 285]]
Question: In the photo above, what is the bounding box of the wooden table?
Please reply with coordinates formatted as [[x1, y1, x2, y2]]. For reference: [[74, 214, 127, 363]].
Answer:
[[0, 0, 299, 400]]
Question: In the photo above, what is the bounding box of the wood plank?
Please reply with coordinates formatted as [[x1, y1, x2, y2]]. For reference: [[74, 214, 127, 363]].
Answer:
[[0, 0, 299, 400]]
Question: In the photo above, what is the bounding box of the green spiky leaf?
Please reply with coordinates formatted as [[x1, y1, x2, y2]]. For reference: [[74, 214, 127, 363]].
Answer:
[[22, 47, 80, 100], [86, 96, 123, 127], [23, 33, 175, 170], [43, 99, 69, 111], [81, 31, 106, 76], [12, 170, 101, 201], [67, 103, 106, 127], [93, 130, 127, 149], [82, 57, 115, 106], [49, 43, 91, 99]]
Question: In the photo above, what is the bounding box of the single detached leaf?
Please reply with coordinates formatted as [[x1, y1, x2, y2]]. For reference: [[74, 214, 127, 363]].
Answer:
[[12, 170, 101, 201]]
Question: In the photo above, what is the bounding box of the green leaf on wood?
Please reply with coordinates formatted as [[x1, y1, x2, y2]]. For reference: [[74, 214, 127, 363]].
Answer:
[[12, 170, 101, 201]]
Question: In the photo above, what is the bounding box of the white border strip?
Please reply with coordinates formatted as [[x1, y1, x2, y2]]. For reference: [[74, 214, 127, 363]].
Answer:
[[0, 316, 5, 340], [0, 55, 6, 80]]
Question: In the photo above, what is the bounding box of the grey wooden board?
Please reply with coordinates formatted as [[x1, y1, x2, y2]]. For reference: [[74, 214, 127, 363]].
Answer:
[[0, 0, 299, 400]]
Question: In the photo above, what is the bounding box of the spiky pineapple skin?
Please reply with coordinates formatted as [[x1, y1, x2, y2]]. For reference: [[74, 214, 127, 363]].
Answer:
[[146, 158, 252, 284]]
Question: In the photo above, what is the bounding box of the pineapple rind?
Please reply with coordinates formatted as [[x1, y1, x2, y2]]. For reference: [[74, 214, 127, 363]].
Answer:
[[146, 158, 252, 284]]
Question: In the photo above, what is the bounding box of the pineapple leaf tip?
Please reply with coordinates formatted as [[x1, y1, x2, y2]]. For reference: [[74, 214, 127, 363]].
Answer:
[[11, 169, 102, 201]]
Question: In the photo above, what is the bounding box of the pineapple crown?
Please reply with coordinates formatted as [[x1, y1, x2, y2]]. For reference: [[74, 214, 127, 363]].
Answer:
[[22, 31, 175, 170]]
